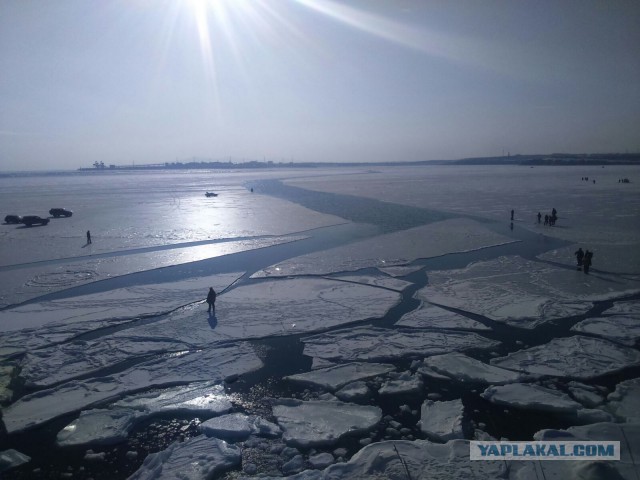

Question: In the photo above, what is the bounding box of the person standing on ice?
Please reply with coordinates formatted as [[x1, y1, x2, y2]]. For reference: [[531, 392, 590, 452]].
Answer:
[[574, 247, 584, 269], [583, 250, 593, 274], [86, 230, 92, 244], [206, 287, 217, 313], [510, 209, 514, 221], [537, 212, 542, 224]]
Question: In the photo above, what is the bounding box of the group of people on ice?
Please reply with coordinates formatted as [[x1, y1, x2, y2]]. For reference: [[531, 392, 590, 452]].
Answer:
[[536, 208, 558, 226], [574, 247, 594, 274]]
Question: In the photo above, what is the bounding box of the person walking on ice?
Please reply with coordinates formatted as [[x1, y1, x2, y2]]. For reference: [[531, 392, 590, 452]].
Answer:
[[206, 287, 217, 314], [86, 230, 92, 244]]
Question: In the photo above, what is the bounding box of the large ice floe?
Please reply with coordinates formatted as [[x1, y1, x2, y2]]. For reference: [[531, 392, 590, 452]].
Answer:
[[0, 272, 244, 357], [128, 435, 241, 480], [2, 343, 261, 434], [490, 335, 640, 379], [199, 413, 282, 442], [421, 255, 640, 328], [252, 218, 515, 277], [571, 314, 640, 346], [284, 362, 396, 391], [396, 302, 490, 331], [272, 399, 382, 448], [301, 326, 499, 362], [481, 383, 614, 423], [537, 243, 640, 275], [420, 352, 524, 384], [17, 277, 400, 387]]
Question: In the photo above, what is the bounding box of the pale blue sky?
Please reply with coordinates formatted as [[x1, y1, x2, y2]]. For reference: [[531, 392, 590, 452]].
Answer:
[[1, 0, 639, 171]]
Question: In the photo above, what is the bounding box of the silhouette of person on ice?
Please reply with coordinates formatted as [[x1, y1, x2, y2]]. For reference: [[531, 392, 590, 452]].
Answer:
[[206, 287, 217, 314], [583, 250, 593, 274], [86, 230, 92, 244], [575, 247, 584, 269]]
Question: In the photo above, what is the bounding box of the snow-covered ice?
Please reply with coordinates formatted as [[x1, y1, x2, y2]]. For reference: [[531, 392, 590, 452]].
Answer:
[[571, 314, 640, 346], [18, 277, 400, 387], [2, 342, 262, 433], [419, 399, 465, 441], [324, 274, 413, 292], [421, 255, 640, 328], [606, 378, 640, 423], [421, 352, 524, 384], [537, 243, 640, 275], [302, 326, 500, 362], [284, 362, 395, 391], [272, 399, 382, 448], [128, 435, 241, 480], [396, 302, 490, 331], [605, 300, 640, 315], [490, 336, 640, 379], [252, 218, 516, 278], [0, 272, 243, 356]]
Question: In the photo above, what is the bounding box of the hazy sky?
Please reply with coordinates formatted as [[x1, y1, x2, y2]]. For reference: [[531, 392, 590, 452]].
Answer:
[[1, 0, 639, 171]]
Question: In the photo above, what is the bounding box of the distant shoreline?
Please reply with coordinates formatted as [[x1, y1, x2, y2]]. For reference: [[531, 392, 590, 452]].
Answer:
[[77, 153, 640, 172]]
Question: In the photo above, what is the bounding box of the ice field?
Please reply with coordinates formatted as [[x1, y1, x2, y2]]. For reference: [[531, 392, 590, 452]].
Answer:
[[1, 165, 639, 478]]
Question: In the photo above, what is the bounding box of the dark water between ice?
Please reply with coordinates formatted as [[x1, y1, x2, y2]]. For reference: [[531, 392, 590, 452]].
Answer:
[[2, 180, 639, 479]]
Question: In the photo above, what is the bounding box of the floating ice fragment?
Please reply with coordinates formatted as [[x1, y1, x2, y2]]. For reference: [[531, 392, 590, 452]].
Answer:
[[200, 413, 254, 441], [302, 326, 499, 362], [490, 335, 640, 379], [113, 381, 232, 416], [284, 362, 395, 391], [422, 352, 524, 384], [0, 449, 30, 472], [56, 408, 144, 447], [335, 381, 370, 403], [396, 302, 490, 331], [571, 315, 640, 346], [379, 372, 423, 396], [128, 435, 241, 480], [272, 399, 382, 448], [482, 383, 588, 412], [419, 399, 465, 442]]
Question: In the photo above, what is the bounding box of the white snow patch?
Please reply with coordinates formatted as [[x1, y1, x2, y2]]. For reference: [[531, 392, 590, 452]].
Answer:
[[272, 399, 382, 448], [302, 326, 499, 362], [490, 335, 640, 379], [284, 362, 395, 392], [420, 399, 465, 442], [422, 352, 524, 384], [252, 218, 515, 278], [128, 435, 241, 480]]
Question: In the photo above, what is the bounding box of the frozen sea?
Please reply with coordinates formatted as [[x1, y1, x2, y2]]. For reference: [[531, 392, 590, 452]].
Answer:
[[1, 165, 639, 479]]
